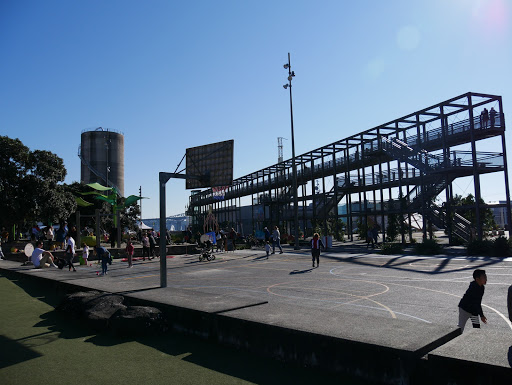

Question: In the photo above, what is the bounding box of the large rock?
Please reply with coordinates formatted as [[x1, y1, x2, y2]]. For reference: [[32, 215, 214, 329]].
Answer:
[[57, 291, 126, 331], [83, 294, 127, 331], [56, 291, 104, 317], [110, 306, 168, 336]]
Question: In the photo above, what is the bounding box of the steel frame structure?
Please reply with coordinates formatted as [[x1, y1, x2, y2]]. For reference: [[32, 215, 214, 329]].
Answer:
[[188, 92, 510, 243]]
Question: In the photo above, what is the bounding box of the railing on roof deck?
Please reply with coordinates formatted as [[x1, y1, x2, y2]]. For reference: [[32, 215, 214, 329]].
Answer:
[[401, 113, 503, 148]]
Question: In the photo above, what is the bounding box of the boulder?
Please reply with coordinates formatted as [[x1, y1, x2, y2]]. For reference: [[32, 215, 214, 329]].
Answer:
[[57, 291, 126, 331], [110, 306, 168, 336], [83, 294, 127, 331], [56, 291, 104, 317]]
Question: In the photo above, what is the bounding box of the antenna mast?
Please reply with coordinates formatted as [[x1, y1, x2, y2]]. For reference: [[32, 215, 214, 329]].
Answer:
[[277, 137, 287, 163]]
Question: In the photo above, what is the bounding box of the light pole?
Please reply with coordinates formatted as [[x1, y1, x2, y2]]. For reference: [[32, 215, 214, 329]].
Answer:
[[283, 53, 300, 250]]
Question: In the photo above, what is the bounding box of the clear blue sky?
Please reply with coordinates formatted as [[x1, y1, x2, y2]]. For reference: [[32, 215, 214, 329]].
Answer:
[[1, 0, 511, 219]]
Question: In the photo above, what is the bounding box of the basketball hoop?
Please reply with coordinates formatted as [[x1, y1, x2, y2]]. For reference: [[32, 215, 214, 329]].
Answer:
[[212, 186, 228, 200]]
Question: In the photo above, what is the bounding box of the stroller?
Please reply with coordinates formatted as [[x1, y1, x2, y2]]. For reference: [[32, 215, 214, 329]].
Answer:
[[199, 240, 216, 262]]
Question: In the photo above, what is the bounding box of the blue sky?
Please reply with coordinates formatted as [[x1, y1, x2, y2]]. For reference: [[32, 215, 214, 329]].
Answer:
[[1, 0, 511, 219]]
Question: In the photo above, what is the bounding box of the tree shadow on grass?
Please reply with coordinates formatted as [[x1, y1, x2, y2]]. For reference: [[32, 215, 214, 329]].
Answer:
[[0, 335, 42, 369]]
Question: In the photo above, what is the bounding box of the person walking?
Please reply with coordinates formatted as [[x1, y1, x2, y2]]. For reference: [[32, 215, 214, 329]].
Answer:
[[216, 232, 223, 252], [366, 227, 374, 249], [371, 225, 379, 248], [265, 241, 271, 259], [125, 239, 134, 268], [110, 227, 117, 248], [142, 232, 150, 261], [94, 246, 111, 276], [264, 227, 271, 243], [56, 224, 66, 250], [229, 228, 237, 252], [148, 231, 156, 259], [65, 234, 77, 272], [82, 243, 89, 266], [271, 226, 283, 254], [458, 269, 488, 332], [311, 233, 325, 268]]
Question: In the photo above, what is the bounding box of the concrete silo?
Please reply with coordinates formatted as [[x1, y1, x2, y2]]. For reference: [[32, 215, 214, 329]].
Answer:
[[79, 127, 124, 196]]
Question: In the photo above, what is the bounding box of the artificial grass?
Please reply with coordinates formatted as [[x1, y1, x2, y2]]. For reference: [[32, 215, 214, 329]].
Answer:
[[0, 274, 374, 385]]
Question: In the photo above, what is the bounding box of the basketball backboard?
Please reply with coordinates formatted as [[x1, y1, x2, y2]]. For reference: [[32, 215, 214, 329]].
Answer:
[[186, 140, 234, 189]]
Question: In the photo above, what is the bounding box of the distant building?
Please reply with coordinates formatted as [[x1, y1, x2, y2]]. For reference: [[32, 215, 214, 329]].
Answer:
[[79, 127, 125, 196], [488, 201, 508, 229]]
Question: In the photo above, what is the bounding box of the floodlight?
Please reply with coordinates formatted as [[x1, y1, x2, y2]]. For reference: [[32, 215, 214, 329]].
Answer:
[[283, 84, 288, 89], [283, 64, 289, 69]]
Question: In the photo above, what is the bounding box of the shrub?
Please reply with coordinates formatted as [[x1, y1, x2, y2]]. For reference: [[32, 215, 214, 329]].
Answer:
[[492, 236, 511, 257], [172, 234, 184, 244], [380, 243, 404, 255], [467, 239, 493, 256], [414, 239, 443, 255]]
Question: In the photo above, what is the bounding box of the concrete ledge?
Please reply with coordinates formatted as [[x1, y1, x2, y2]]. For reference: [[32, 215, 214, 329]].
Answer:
[[428, 329, 512, 385], [212, 302, 460, 384]]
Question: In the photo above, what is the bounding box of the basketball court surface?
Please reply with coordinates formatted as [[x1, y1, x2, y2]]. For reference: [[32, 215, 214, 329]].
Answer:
[[8, 243, 511, 332]]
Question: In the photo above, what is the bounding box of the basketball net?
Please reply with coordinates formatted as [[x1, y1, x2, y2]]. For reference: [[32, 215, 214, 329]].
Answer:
[[212, 186, 228, 200]]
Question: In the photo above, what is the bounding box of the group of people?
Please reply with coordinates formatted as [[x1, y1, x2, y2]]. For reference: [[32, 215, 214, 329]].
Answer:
[[366, 225, 379, 248], [262, 226, 326, 268], [479, 107, 498, 129], [263, 225, 284, 257], [141, 230, 157, 261], [30, 234, 113, 276], [208, 228, 237, 252]]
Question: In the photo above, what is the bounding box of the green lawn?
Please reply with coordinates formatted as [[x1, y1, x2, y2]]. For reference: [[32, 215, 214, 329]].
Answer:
[[0, 274, 373, 385]]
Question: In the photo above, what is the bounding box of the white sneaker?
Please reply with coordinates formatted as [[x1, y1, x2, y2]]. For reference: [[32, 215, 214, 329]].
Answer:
[[51, 264, 58, 268]]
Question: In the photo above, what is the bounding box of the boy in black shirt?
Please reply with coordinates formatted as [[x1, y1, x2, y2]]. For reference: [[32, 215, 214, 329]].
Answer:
[[458, 269, 487, 332]]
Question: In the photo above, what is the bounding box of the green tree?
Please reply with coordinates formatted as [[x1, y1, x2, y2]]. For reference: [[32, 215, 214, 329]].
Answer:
[[386, 213, 400, 242], [0, 136, 31, 233], [447, 193, 496, 232], [0, 136, 76, 237]]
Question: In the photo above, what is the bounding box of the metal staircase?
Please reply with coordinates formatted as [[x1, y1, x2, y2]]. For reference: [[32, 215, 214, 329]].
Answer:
[[313, 178, 349, 218], [381, 137, 476, 242]]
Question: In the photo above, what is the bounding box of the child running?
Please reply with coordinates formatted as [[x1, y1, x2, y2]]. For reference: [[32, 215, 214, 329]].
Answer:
[[458, 269, 488, 332]]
